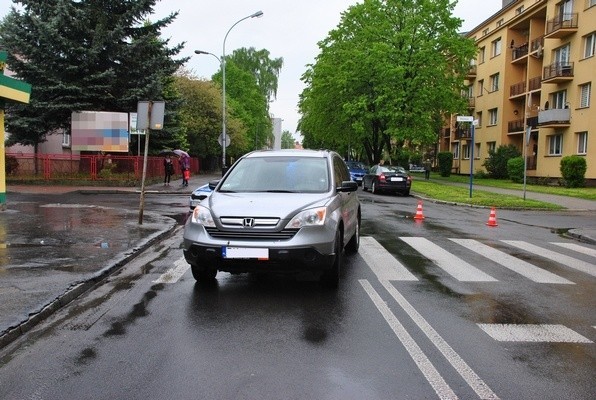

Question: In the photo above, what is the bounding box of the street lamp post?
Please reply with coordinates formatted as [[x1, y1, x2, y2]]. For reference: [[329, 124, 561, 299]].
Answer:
[[194, 10, 263, 174]]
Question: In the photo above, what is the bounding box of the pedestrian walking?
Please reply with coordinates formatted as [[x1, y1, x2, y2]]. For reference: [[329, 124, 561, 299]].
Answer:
[[423, 159, 431, 180], [163, 155, 174, 186], [180, 155, 190, 187]]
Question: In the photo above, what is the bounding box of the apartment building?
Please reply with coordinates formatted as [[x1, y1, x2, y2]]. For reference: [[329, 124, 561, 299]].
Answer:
[[441, 0, 595, 183]]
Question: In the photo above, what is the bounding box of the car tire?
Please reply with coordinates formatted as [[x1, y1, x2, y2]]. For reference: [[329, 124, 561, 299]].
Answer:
[[345, 215, 360, 254], [362, 180, 368, 191], [371, 180, 378, 194], [402, 189, 410, 196], [321, 230, 342, 288], [191, 264, 217, 282]]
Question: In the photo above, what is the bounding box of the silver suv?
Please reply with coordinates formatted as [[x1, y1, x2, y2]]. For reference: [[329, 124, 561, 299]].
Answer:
[[182, 149, 361, 287]]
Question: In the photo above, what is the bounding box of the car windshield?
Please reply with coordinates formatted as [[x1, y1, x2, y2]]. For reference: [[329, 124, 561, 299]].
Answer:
[[219, 156, 330, 193], [347, 161, 365, 170]]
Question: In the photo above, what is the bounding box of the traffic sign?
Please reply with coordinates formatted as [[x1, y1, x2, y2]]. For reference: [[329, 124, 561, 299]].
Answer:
[[218, 133, 231, 148], [456, 116, 474, 122]]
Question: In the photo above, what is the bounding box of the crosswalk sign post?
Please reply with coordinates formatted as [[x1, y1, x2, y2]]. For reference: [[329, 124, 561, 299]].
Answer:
[[0, 51, 32, 210], [136, 100, 165, 224]]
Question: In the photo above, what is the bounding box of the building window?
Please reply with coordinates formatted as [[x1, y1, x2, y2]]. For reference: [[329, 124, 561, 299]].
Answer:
[[589, 0, 596, 8], [579, 83, 591, 108], [479, 46, 486, 64], [487, 141, 496, 154], [490, 73, 500, 92], [478, 80, 484, 96], [577, 132, 588, 154], [62, 133, 71, 148], [555, 43, 571, 64], [452, 143, 460, 159], [476, 111, 483, 127], [475, 143, 481, 159], [488, 108, 498, 126], [462, 144, 470, 159], [548, 134, 563, 156], [552, 90, 567, 109], [491, 38, 502, 57], [584, 32, 595, 58]]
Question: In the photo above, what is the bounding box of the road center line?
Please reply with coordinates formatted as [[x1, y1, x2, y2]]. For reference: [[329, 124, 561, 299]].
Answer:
[[376, 279, 499, 400], [359, 279, 457, 400], [153, 257, 189, 284]]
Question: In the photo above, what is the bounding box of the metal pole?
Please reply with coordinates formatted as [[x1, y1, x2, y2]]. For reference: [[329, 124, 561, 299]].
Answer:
[[523, 126, 530, 200], [469, 123, 474, 198], [138, 103, 151, 225]]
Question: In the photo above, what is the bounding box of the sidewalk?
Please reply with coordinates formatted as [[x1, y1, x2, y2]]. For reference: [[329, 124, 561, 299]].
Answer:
[[1, 172, 594, 350], [0, 172, 220, 350]]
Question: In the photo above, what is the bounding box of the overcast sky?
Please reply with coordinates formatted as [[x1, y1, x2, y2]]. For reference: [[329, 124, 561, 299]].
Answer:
[[1, 0, 502, 138]]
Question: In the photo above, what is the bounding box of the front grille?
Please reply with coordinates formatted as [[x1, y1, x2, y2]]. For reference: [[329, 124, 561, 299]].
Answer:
[[205, 227, 299, 241]]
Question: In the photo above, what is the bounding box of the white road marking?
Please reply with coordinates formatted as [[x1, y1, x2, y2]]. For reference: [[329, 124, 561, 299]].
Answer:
[[360, 237, 418, 281], [153, 257, 189, 284], [450, 239, 573, 284], [376, 279, 499, 399], [477, 324, 593, 343], [400, 237, 497, 282], [550, 242, 596, 258], [359, 280, 458, 400], [502, 241, 596, 277]]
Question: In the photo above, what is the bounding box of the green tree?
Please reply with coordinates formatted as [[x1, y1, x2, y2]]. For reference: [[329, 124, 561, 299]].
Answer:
[[299, 0, 476, 165], [281, 130, 295, 149], [227, 47, 283, 107], [483, 144, 521, 179], [0, 0, 186, 155]]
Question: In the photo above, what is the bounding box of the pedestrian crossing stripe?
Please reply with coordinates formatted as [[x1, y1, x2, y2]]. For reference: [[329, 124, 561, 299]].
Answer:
[[359, 237, 418, 281], [477, 324, 593, 343], [550, 242, 596, 258], [502, 240, 596, 277], [400, 237, 498, 282], [450, 239, 573, 284]]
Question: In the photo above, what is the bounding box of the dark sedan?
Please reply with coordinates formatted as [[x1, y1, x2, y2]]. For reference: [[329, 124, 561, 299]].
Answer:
[[362, 164, 411, 196]]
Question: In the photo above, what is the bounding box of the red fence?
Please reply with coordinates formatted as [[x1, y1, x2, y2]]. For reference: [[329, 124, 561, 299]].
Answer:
[[5, 153, 201, 183]]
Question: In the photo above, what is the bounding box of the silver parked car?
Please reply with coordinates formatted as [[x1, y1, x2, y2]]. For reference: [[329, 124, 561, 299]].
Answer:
[[183, 149, 361, 287]]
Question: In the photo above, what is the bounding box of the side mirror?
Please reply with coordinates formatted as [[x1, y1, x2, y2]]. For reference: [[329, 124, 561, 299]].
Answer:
[[337, 180, 358, 192], [208, 179, 220, 190]]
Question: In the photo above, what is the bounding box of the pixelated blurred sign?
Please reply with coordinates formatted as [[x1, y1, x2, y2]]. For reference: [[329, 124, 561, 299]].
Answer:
[[71, 111, 129, 152]]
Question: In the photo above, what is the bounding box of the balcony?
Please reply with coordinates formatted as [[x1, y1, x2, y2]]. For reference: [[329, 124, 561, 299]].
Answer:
[[466, 64, 477, 79], [510, 81, 526, 98], [530, 36, 544, 54], [538, 108, 571, 127], [526, 116, 538, 128], [467, 96, 475, 108], [512, 43, 529, 62], [528, 76, 542, 91], [542, 62, 574, 83], [545, 13, 578, 39], [508, 118, 525, 133]]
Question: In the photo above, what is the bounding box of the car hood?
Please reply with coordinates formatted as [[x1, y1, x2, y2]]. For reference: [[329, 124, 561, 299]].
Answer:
[[206, 192, 330, 218]]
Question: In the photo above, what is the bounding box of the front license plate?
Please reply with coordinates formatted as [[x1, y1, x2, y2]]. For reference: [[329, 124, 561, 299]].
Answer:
[[390, 177, 404, 181], [222, 247, 269, 260]]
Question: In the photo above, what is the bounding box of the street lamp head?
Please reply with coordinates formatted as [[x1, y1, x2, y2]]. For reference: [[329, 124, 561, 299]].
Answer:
[[251, 10, 264, 18], [194, 50, 207, 55]]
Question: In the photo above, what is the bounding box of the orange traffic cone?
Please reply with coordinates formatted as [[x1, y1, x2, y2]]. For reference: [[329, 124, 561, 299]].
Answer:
[[486, 207, 498, 227], [414, 200, 425, 220]]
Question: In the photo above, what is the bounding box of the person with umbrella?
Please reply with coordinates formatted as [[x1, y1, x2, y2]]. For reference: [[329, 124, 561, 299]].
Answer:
[[179, 152, 191, 187]]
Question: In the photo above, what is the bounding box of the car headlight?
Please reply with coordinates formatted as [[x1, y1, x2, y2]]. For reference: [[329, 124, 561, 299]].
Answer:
[[191, 204, 215, 227], [285, 207, 327, 229]]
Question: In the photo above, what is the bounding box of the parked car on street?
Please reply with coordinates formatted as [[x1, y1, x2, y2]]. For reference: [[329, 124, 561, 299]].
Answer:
[[362, 164, 412, 196], [183, 149, 361, 287], [345, 160, 368, 186]]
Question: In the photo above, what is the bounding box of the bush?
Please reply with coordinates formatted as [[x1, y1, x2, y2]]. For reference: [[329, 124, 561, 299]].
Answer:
[[560, 155, 586, 188], [437, 151, 453, 177], [483, 144, 521, 179], [507, 156, 524, 183]]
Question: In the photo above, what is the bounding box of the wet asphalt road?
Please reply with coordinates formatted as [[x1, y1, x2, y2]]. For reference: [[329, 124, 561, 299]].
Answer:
[[0, 189, 595, 399]]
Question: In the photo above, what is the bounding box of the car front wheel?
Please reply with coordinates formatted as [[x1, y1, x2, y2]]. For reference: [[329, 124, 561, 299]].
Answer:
[[321, 230, 342, 288], [345, 216, 360, 254]]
